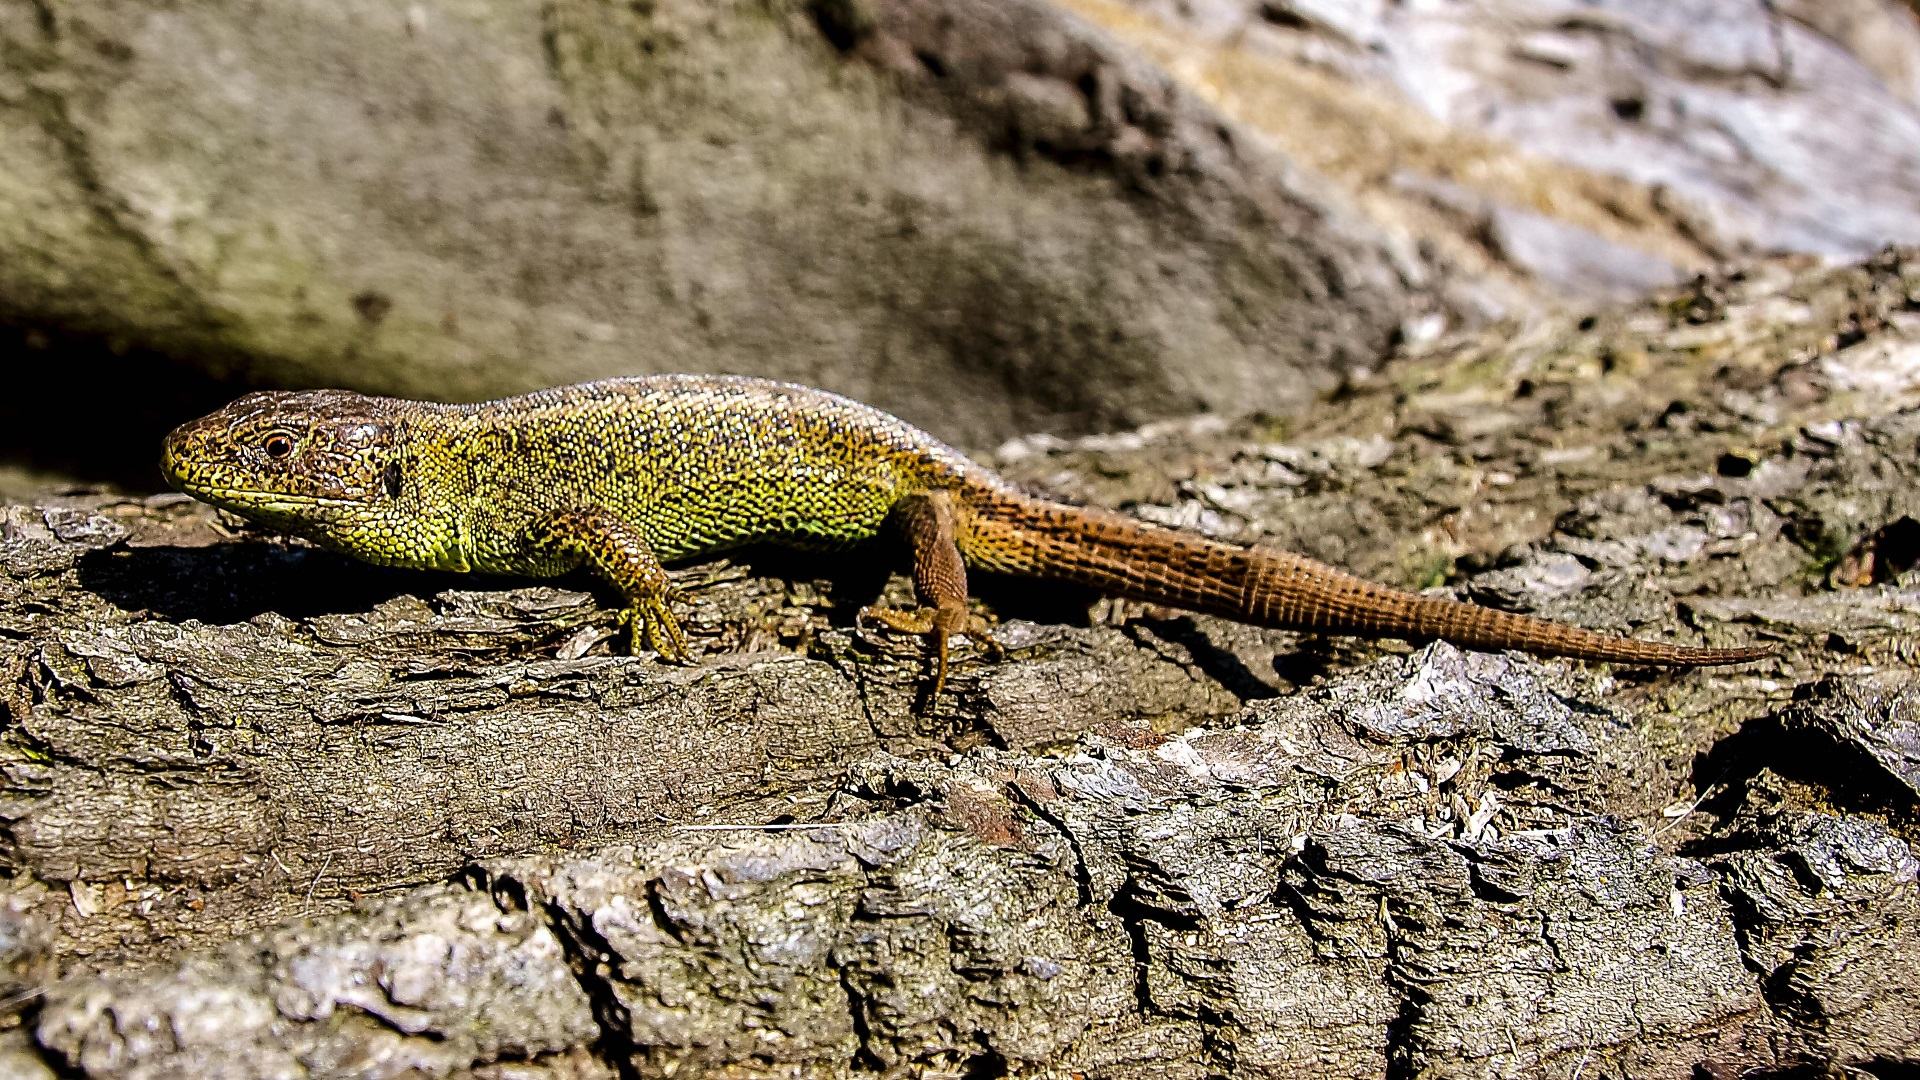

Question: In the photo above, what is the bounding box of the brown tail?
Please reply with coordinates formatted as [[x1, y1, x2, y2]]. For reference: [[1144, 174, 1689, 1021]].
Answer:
[[958, 491, 1769, 666]]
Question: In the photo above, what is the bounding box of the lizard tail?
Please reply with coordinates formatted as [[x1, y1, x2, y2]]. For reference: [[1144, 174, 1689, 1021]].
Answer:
[[957, 489, 1769, 666]]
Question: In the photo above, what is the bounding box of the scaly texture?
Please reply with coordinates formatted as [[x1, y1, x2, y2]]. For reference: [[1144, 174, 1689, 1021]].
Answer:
[[161, 375, 1769, 692]]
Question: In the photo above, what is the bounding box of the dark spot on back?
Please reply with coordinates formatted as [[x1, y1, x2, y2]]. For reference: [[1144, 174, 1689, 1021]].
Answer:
[[353, 290, 394, 325]]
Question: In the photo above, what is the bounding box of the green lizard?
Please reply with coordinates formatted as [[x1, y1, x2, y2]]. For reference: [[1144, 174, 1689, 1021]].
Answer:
[[161, 375, 1768, 695]]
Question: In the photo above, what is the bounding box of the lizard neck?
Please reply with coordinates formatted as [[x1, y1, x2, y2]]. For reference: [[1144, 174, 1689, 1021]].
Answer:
[[350, 407, 478, 572]]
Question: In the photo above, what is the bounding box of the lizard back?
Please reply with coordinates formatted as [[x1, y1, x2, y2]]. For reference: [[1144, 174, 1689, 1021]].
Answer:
[[447, 375, 988, 570]]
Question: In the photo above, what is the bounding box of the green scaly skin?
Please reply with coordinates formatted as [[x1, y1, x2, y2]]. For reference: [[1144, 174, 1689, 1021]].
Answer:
[[162, 374, 1771, 695], [162, 376, 1004, 662]]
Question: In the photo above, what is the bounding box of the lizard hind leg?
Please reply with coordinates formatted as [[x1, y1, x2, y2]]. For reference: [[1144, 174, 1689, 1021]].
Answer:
[[860, 490, 996, 703], [529, 507, 691, 663]]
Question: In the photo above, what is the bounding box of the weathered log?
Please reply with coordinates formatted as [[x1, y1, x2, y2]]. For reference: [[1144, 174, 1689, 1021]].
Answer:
[[3, 251, 1919, 1075]]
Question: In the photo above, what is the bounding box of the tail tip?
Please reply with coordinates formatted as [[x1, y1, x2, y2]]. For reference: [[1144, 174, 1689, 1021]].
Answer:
[[1672, 641, 1777, 666]]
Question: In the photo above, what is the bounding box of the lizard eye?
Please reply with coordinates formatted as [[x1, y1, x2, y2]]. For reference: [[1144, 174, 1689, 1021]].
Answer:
[[261, 432, 295, 459]]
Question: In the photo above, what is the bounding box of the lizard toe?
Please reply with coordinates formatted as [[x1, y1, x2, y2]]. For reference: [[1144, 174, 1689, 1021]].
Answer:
[[859, 605, 937, 637]]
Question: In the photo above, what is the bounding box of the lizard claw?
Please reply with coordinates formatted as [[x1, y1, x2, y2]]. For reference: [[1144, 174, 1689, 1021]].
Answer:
[[620, 596, 692, 664]]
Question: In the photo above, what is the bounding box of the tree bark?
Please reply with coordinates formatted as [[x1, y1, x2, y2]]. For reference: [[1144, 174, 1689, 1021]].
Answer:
[[3, 251, 1919, 1076]]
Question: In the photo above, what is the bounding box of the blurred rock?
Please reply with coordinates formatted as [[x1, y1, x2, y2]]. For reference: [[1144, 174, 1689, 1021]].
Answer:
[[1083, 0, 1920, 307], [0, 0, 1416, 469]]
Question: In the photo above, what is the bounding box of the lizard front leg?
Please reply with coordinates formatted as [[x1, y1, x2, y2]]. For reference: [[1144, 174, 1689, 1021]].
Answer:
[[528, 508, 690, 662], [862, 490, 996, 702]]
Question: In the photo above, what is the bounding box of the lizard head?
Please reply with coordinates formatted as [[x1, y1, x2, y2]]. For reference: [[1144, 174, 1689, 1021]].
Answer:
[[161, 389, 416, 553]]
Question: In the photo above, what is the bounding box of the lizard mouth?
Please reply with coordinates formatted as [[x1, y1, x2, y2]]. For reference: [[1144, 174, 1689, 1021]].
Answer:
[[178, 484, 368, 510]]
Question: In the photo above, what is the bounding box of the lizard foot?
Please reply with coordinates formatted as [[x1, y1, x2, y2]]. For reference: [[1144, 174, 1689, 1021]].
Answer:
[[618, 594, 692, 664], [859, 604, 999, 652], [858, 604, 999, 706]]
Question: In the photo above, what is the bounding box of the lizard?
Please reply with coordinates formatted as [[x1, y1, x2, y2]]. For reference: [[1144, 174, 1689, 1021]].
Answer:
[[160, 374, 1770, 697]]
